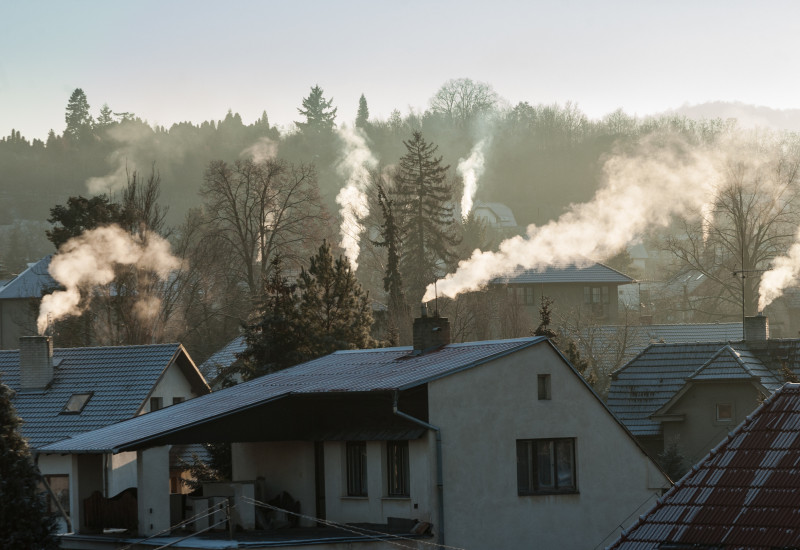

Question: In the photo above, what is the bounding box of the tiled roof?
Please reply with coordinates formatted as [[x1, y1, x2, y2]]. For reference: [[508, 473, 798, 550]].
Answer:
[[0, 256, 57, 299], [198, 336, 246, 381], [0, 343, 196, 448], [491, 262, 634, 285], [40, 337, 547, 454], [607, 340, 800, 436], [609, 383, 800, 550]]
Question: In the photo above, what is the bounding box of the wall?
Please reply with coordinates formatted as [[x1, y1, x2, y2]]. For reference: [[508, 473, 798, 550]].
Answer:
[[0, 298, 37, 349], [661, 381, 763, 466], [141, 360, 196, 414], [428, 343, 668, 550], [37, 453, 73, 533], [108, 451, 137, 496]]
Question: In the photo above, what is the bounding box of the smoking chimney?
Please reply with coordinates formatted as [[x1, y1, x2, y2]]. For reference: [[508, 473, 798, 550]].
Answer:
[[19, 336, 54, 389], [413, 303, 450, 353], [744, 313, 769, 346]]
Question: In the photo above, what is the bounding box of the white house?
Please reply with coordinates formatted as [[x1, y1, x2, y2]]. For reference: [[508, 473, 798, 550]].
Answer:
[[0, 336, 210, 532], [42, 311, 670, 550]]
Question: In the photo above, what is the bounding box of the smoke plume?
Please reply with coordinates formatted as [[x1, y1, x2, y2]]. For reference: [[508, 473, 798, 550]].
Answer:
[[458, 139, 488, 219], [241, 137, 278, 163], [424, 134, 723, 301], [758, 228, 800, 311], [38, 225, 181, 334], [335, 126, 378, 270]]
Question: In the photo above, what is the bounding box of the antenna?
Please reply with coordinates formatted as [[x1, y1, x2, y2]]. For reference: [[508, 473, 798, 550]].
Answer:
[[434, 280, 439, 316]]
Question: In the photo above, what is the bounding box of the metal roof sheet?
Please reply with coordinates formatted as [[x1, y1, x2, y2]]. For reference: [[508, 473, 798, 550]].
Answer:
[[198, 335, 246, 381], [0, 343, 190, 448], [491, 262, 634, 285], [39, 337, 547, 454], [0, 255, 57, 299], [609, 383, 800, 549]]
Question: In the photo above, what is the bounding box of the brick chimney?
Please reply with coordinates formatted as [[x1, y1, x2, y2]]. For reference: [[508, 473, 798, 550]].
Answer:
[[19, 336, 54, 389], [744, 313, 769, 345], [412, 304, 450, 353]]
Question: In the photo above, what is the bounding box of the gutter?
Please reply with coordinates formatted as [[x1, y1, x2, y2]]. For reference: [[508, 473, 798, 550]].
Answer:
[[33, 452, 73, 533], [392, 390, 445, 546]]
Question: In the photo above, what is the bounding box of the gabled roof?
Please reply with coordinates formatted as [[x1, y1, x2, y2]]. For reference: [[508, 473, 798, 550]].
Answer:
[[492, 262, 634, 285], [607, 340, 800, 437], [40, 337, 547, 454], [0, 256, 57, 299], [472, 200, 518, 227], [198, 335, 246, 381], [0, 343, 209, 448], [610, 383, 800, 550]]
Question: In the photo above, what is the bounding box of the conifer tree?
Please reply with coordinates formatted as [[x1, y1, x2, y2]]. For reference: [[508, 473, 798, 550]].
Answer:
[[355, 94, 370, 128], [64, 88, 94, 143], [393, 131, 460, 303], [296, 85, 337, 134], [0, 381, 58, 549]]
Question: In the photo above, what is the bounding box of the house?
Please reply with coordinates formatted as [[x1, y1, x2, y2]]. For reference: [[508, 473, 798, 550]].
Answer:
[[472, 200, 519, 230], [609, 382, 800, 549], [491, 262, 635, 324], [198, 334, 246, 389], [41, 310, 669, 550], [0, 336, 210, 532], [607, 314, 797, 467], [0, 255, 56, 349]]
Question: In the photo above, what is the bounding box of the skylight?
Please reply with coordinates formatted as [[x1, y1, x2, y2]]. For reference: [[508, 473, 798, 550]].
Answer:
[[62, 392, 92, 414]]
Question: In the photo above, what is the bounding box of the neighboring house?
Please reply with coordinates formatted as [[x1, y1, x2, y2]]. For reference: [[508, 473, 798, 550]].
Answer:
[[609, 382, 800, 549], [0, 255, 56, 349], [42, 312, 669, 550], [491, 262, 635, 324], [607, 315, 796, 467], [198, 335, 246, 389], [472, 200, 519, 230], [0, 336, 210, 532]]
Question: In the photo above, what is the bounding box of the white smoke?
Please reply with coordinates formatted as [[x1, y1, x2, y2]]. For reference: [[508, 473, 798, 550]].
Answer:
[[241, 137, 278, 163], [458, 139, 488, 219], [87, 150, 135, 195], [424, 134, 724, 302], [38, 225, 181, 334], [758, 228, 800, 311], [334, 126, 378, 270]]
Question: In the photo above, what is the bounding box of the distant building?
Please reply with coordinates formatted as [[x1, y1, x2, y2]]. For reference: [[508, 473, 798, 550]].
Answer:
[[472, 200, 518, 230], [0, 255, 56, 349]]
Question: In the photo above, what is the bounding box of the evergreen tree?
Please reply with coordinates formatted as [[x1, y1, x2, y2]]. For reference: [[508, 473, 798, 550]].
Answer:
[[533, 296, 558, 339], [64, 88, 94, 143], [393, 131, 460, 302], [0, 381, 58, 549], [46, 194, 122, 249], [96, 103, 114, 128], [296, 85, 337, 134], [297, 241, 374, 356], [355, 94, 369, 128]]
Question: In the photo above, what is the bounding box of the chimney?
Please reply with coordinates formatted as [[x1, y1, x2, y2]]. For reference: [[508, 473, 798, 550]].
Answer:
[[19, 336, 54, 389], [413, 303, 450, 353], [744, 313, 769, 346]]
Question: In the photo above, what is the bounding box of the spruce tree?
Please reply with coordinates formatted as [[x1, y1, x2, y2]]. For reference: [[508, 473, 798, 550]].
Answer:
[[0, 381, 58, 549], [394, 131, 460, 303], [296, 85, 337, 134], [355, 94, 369, 128], [64, 88, 94, 143], [297, 241, 374, 356]]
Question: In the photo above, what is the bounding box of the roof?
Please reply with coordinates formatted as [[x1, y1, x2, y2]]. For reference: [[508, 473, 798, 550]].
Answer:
[[40, 337, 547, 454], [609, 383, 800, 550], [198, 335, 246, 381], [0, 256, 57, 299], [472, 200, 518, 227], [607, 339, 800, 437], [491, 262, 634, 285], [0, 343, 209, 448]]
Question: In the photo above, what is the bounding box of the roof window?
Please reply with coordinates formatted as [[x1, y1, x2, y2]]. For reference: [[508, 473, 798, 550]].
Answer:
[[62, 392, 92, 414]]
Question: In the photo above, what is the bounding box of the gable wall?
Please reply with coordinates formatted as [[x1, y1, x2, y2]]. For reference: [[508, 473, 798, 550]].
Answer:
[[428, 343, 667, 550], [141, 359, 197, 413], [0, 298, 37, 349]]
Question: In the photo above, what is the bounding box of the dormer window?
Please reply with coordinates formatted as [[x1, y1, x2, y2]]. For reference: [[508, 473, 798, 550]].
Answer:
[[62, 392, 92, 414]]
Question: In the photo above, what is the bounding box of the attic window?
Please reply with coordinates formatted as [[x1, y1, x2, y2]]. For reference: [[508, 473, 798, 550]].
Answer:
[[62, 392, 92, 414], [716, 403, 733, 422]]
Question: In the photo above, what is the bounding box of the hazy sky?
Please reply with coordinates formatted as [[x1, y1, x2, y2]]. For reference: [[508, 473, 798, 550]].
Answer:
[[3, 0, 800, 141]]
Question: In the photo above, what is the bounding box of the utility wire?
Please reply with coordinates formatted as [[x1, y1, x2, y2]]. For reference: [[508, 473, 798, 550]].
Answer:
[[117, 499, 232, 550]]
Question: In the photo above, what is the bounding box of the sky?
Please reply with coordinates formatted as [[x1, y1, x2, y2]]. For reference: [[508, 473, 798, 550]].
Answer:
[[3, 0, 800, 141]]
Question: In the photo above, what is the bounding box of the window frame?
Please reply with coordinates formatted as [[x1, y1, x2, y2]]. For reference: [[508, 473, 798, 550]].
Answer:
[[40, 474, 70, 515], [537, 374, 551, 400], [61, 392, 93, 414], [345, 441, 368, 497], [150, 396, 164, 412], [716, 403, 733, 422], [386, 440, 410, 497], [517, 438, 577, 495]]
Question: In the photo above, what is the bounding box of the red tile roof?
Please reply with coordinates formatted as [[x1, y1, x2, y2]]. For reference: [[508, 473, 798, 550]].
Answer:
[[609, 383, 800, 549]]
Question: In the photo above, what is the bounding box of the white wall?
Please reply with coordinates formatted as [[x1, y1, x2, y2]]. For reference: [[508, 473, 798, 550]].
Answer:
[[108, 451, 137, 496], [140, 360, 196, 414], [428, 343, 668, 550]]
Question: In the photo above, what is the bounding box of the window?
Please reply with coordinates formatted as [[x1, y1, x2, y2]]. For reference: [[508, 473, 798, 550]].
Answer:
[[387, 440, 410, 497], [39, 474, 70, 515], [150, 397, 163, 412], [538, 374, 551, 400], [523, 287, 535, 305], [62, 392, 92, 414], [517, 438, 576, 495], [716, 403, 733, 421], [346, 441, 368, 496], [172, 396, 185, 406], [583, 286, 610, 304]]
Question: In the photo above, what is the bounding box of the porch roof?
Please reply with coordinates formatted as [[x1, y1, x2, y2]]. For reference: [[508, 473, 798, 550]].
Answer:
[[40, 337, 546, 454]]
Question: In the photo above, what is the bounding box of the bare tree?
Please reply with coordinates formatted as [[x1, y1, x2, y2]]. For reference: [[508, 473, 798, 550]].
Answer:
[[429, 78, 499, 128], [200, 158, 325, 301]]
